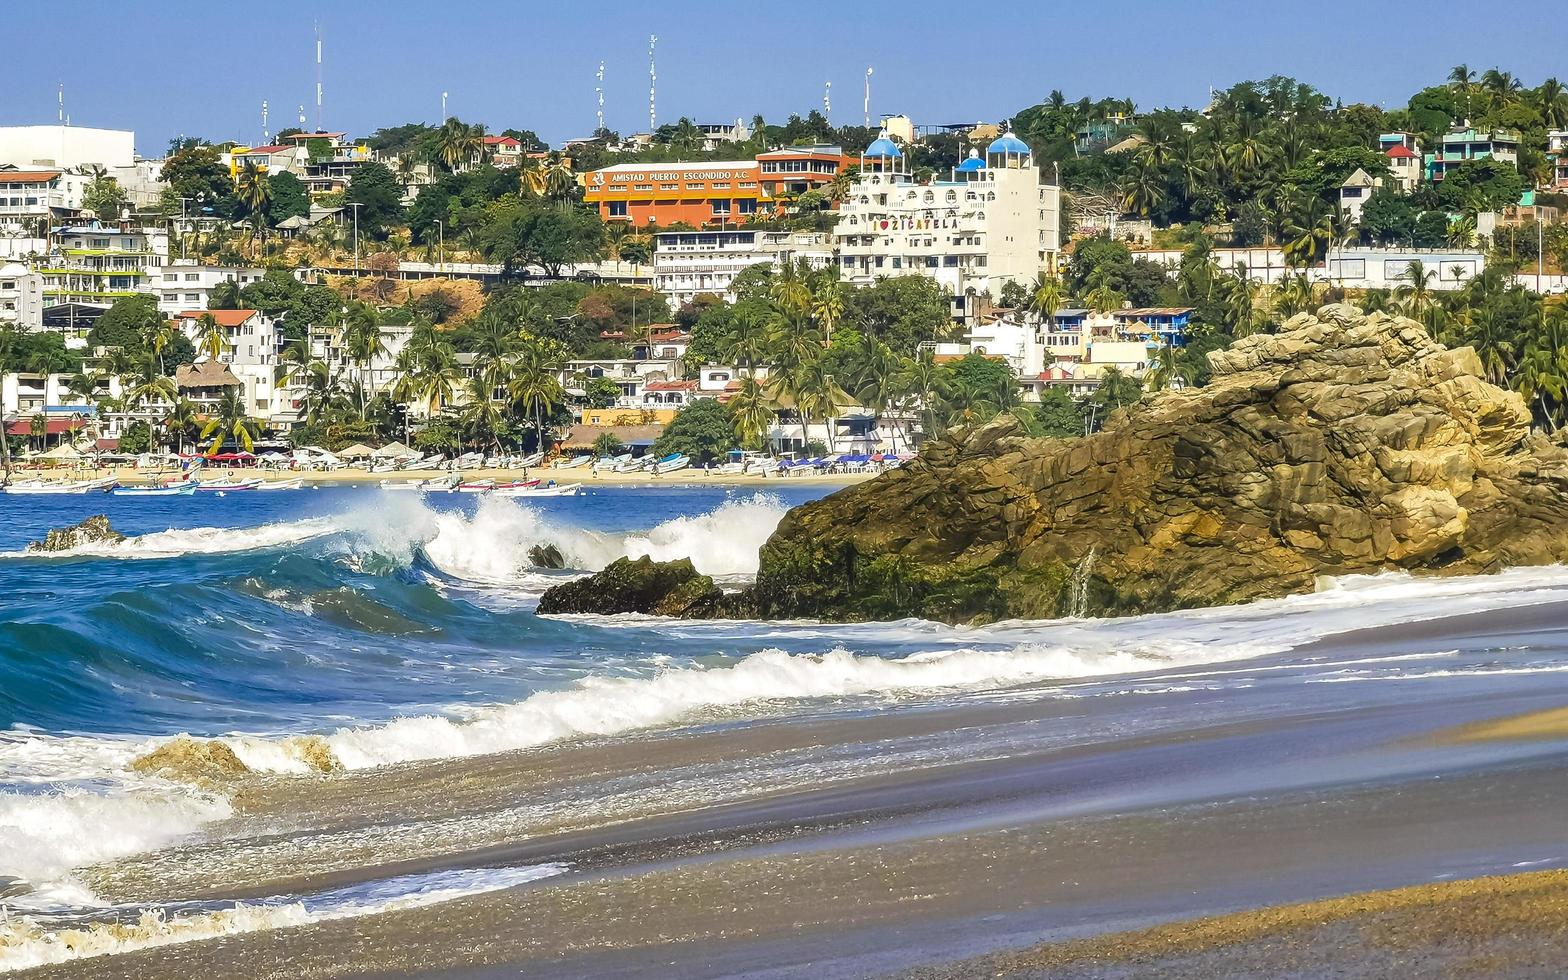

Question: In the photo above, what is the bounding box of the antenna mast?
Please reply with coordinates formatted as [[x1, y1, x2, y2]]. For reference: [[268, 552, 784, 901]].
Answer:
[[262, 101, 270, 142], [314, 22, 323, 132], [58, 84, 65, 126], [864, 67, 873, 128], [824, 81, 832, 125], [648, 35, 657, 133], [596, 62, 605, 135]]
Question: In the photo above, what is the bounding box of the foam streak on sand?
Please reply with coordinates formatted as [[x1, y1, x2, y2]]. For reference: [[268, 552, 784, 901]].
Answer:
[[0, 863, 566, 972]]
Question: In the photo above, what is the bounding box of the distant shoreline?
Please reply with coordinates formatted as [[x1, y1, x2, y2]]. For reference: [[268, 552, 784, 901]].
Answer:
[[2, 465, 875, 490]]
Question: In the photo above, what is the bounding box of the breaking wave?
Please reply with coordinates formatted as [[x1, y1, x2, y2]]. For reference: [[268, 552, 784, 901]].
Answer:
[[0, 518, 336, 560], [0, 863, 566, 972]]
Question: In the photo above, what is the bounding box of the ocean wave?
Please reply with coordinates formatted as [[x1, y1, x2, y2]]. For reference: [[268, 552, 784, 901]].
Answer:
[[249, 640, 1227, 771], [0, 863, 565, 972], [0, 518, 335, 561]]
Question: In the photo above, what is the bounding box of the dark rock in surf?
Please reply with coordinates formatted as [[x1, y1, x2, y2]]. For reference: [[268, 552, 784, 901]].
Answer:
[[537, 556, 726, 617], [528, 543, 566, 569], [27, 515, 125, 553], [746, 305, 1568, 624]]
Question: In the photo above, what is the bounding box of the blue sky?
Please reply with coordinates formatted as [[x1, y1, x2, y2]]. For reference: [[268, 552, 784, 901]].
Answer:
[[5, 0, 1564, 155]]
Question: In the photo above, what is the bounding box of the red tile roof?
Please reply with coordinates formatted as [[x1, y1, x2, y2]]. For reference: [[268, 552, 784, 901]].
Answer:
[[646, 330, 689, 343], [0, 170, 62, 183], [176, 309, 257, 327], [483, 136, 521, 146], [6, 418, 88, 436], [1113, 308, 1194, 317], [245, 145, 294, 155], [644, 379, 698, 391], [1386, 145, 1419, 159]]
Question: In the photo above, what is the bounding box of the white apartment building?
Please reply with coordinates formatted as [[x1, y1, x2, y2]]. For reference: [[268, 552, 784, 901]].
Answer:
[[1550, 130, 1568, 189], [1339, 168, 1378, 226], [151, 263, 267, 315], [0, 262, 44, 329], [173, 309, 286, 421], [834, 132, 1061, 322], [0, 168, 83, 230], [39, 224, 170, 309], [0, 126, 137, 171], [653, 229, 835, 306]]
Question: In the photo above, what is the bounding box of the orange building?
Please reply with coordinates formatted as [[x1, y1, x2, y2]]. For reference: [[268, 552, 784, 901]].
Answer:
[[584, 146, 848, 228]]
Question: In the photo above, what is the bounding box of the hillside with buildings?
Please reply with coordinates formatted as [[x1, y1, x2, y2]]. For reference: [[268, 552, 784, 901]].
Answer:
[[3, 68, 1568, 467]]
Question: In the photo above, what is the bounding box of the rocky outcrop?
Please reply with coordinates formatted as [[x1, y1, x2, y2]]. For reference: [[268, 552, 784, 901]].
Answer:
[[528, 543, 566, 569], [28, 515, 124, 553], [747, 306, 1568, 623], [537, 556, 726, 617]]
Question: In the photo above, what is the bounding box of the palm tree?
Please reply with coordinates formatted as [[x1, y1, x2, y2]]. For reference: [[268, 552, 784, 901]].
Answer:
[[1029, 272, 1065, 330], [1394, 260, 1439, 320], [200, 389, 260, 455], [1449, 65, 1477, 118], [1118, 166, 1165, 218], [437, 118, 483, 172], [1281, 195, 1337, 269], [1084, 270, 1126, 315], [723, 309, 768, 374], [29, 412, 47, 453], [125, 358, 177, 411], [460, 375, 507, 453], [728, 375, 775, 450], [296, 360, 345, 427], [192, 312, 227, 362], [236, 160, 272, 239], [854, 340, 903, 453], [810, 281, 845, 345], [1144, 343, 1183, 393], [769, 260, 812, 313], [897, 350, 949, 443], [506, 337, 566, 451], [162, 398, 199, 455], [339, 302, 387, 416], [1535, 78, 1568, 129], [544, 160, 577, 206]]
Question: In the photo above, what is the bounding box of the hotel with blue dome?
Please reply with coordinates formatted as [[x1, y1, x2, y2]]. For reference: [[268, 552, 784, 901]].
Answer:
[[833, 128, 1061, 323]]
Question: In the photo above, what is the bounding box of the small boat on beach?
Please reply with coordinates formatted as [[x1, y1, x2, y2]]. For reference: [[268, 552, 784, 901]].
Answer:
[[110, 482, 198, 497], [456, 479, 496, 493], [194, 478, 264, 492], [252, 478, 304, 491], [2, 478, 117, 495], [476, 480, 541, 495], [553, 455, 592, 470], [652, 453, 691, 474], [492, 481, 581, 497]]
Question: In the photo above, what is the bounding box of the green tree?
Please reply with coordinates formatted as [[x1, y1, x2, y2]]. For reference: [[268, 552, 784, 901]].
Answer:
[[1032, 387, 1083, 438], [159, 144, 238, 218], [343, 162, 406, 240], [267, 171, 311, 223], [1357, 189, 1417, 245], [592, 432, 625, 457], [652, 398, 736, 463], [1437, 158, 1526, 214], [82, 174, 129, 221], [583, 376, 621, 408]]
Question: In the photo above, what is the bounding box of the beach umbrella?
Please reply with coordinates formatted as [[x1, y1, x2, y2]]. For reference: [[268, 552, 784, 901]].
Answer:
[[371, 441, 417, 459], [337, 444, 375, 460], [39, 444, 83, 462]]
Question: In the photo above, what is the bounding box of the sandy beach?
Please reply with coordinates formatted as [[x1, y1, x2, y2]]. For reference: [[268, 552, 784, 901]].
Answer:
[[16, 594, 1568, 979]]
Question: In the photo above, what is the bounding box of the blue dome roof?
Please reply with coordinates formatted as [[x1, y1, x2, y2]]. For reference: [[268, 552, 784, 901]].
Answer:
[[864, 135, 903, 158], [956, 150, 985, 172], [986, 132, 1031, 157]]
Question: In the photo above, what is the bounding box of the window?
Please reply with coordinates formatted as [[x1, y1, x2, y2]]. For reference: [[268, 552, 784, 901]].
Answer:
[[710, 199, 731, 216], [608, 201, 628, 218], [185, 273, 200, 281], [164, 273, 178, 282], [737, 200, 756, 214]]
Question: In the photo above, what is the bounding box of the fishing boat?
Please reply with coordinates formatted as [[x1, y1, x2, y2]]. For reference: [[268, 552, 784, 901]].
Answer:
[[252, 478, 304, 491], [492, 481, 581, 497], [456, 479, 496, 493], [614, 455, 650, 473], [652, 453, 691, 474], [194, 478, 264, 492], [553, 455, 592, 470], [479, 480, 541, 495], [1, 478, 117, 495], [110, 482, 198, 497], [420, 474, 462, 492]]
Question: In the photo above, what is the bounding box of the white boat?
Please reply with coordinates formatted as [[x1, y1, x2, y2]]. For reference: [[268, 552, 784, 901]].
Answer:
[[653, 454, 691, 474], [614, 456, 650, 473], [253, 478, 304, 491], [111, 482, 197, 497], [195, 478, 264, 492], [491, 481, 580, 497], [2, 480, 98, 495], [420, 474, 462, 492], [517, 451, 546, 468], [456, 479, 496, 493], [379, 479, 424, 491], [553, 455, 592, 470]]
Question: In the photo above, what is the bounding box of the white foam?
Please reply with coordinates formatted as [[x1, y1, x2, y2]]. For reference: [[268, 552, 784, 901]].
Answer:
[[301, 640, 1231, 770], [0, 863, 565, 972], [2, 518, 334, 560], [416, 493, 790, 584], [0, 784, 232, 909]]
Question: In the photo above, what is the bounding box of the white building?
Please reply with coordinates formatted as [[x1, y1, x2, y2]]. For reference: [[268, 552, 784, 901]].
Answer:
[[173, 309, 285, 421], [1550, 130, 1568, 189], [0, 168, 82, 230], [0, 262, 44, 329], [834, 132, 1061, 322], [0, 126, 137, 171], [150, 263, 267, 315], [653, 229, 835, 306], [39, 224, 169, 309], [1133, 246, 1488, 291], [1339, 168, 1378, 226]]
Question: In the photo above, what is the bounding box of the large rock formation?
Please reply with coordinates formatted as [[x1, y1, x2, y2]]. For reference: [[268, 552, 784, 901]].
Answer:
[[537, 556, 726, 617], [747, 306, 1568, 623], [28, 515, 125, 553]]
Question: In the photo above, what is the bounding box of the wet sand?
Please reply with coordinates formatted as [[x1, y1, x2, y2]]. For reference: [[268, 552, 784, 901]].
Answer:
[[20, 598, 1568, 978]]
